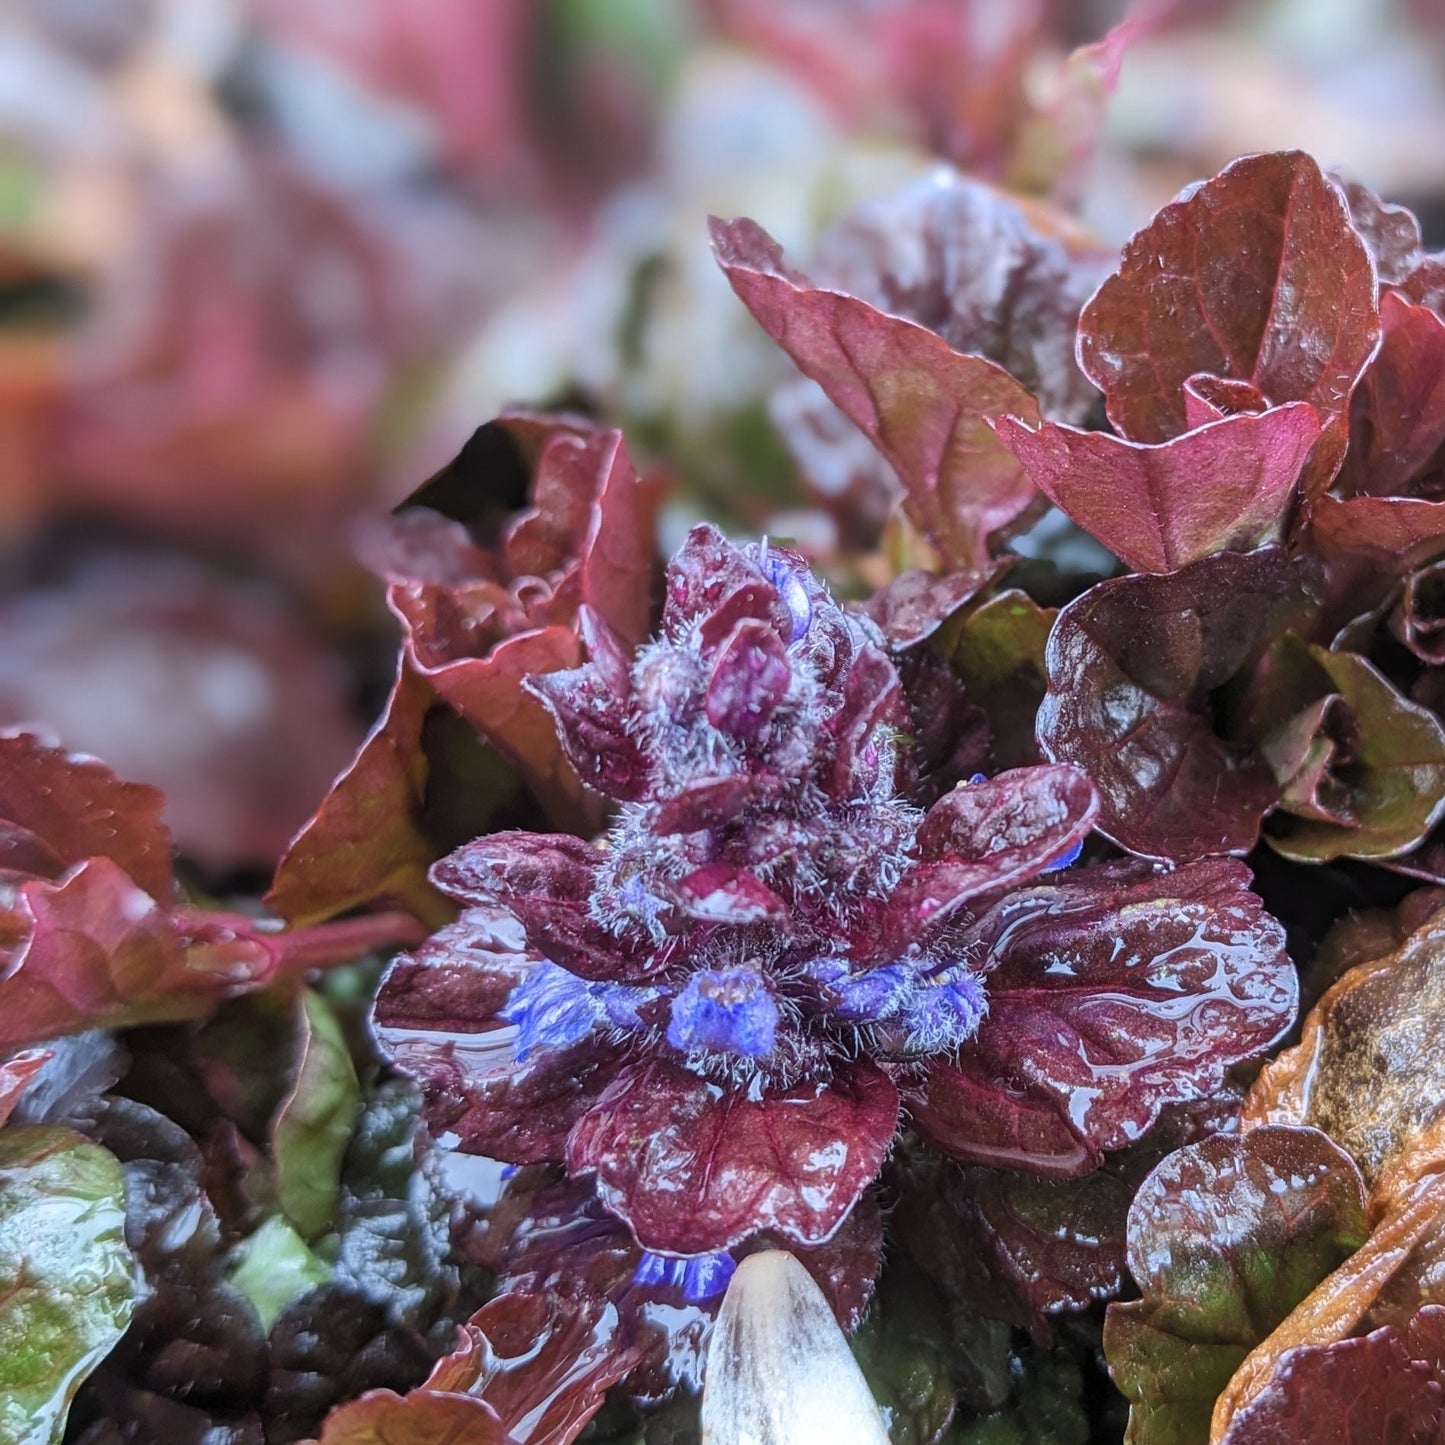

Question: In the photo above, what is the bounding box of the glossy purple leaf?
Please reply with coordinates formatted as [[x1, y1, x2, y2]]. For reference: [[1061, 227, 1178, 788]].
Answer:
[[375, 941, 615, 1165], [1037, 548, 1317, 861], [711, 214, 1043, 571], [908, 860, 1295, 1174], [883, 764, 1098, 948], [565, 1057, 900, 1254], [706, 620, 792, 741], [432, 832, 647, 982], [1078, 151, 1380, 492], [992, 404, 1320, 573]]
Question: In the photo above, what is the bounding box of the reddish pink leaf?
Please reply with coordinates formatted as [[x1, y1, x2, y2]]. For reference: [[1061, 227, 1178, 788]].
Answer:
[[268, 663, 455, 929], [0, 731, 173, 901], [413, 626, 591, 831], [994, 403, 1320, 573], [314, 1388, 513, 1444], [0, 1047, 49, 1128], [1078, 151, 1380, 491], [710, 215, 1041, 571], [0, 858, 216, 1046]]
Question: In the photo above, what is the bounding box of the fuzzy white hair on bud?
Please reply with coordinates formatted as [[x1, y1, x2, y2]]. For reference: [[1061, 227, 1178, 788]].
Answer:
[[700, 1250, 891, 1445]]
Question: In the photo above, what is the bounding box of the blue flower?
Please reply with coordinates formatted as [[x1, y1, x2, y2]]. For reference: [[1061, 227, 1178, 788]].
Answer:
[[501, 962, 602, 1061], [633, 1249, 737, 1301], [503, 963, 659, 1060], [902, 967, 987, 1052], [667, 967, 779, 1058], [755, 542, 813, 643]]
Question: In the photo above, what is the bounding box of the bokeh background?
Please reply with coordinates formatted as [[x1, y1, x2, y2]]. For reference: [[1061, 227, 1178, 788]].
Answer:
[[5, 0, 1445, 881]]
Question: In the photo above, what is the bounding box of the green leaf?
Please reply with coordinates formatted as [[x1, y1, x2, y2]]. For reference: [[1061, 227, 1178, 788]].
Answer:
[[0, 1125, 136, 1445], [1102, 1126, 1368, 1445], [272, 988, 363, 1241], [953, 1350, 1088, 1445], [946, 590, 1056, 772], [227, 1214, 331, 1334], [852, 1256, 1011, 1445], [1254, 641, 1445, 861], [851, 1259, 962, 1445]]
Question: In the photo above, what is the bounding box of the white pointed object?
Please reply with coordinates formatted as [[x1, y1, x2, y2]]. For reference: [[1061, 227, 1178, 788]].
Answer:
[[700, 1250, 891, 1445]]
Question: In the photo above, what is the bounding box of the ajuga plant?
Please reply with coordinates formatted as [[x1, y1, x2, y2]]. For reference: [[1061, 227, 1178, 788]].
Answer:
[[13, 145, 1445, 1445]]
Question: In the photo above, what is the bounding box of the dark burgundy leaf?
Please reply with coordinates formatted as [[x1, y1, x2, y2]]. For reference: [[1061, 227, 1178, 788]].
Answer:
[[711, 214, 1043, 571], [802, 167, 1109, 421], [1338, 176, 1424, 284], [527, 664, 650, 802], [1216, 1316, 1445, 1445], [892, 1145, 1139, 1341], [1077, 150, 1380, 492], [375, 933, 616, 1166], [1309, 493, 1445, 637], [1342, 289, 1445, 498], [566, 1057, 899, 1254], [268, 663, 520, 930], [992, 404, 1319, 573], [857, 568, 998, 649], [662, 523, 790, 643], [651, 773, 757, 835], [1037, 548, 1316, 861], [908, 860, 1295, 1174], [432, 832, 646, 982], [826, 644, 911, 801]]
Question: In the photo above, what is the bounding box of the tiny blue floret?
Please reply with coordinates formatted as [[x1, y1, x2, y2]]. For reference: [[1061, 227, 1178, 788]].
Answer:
[[501, 962, 601, 1062], [756, 543, 813, 643], [633, 1249, 737, 1301], [666, 966, 778, 1058]]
